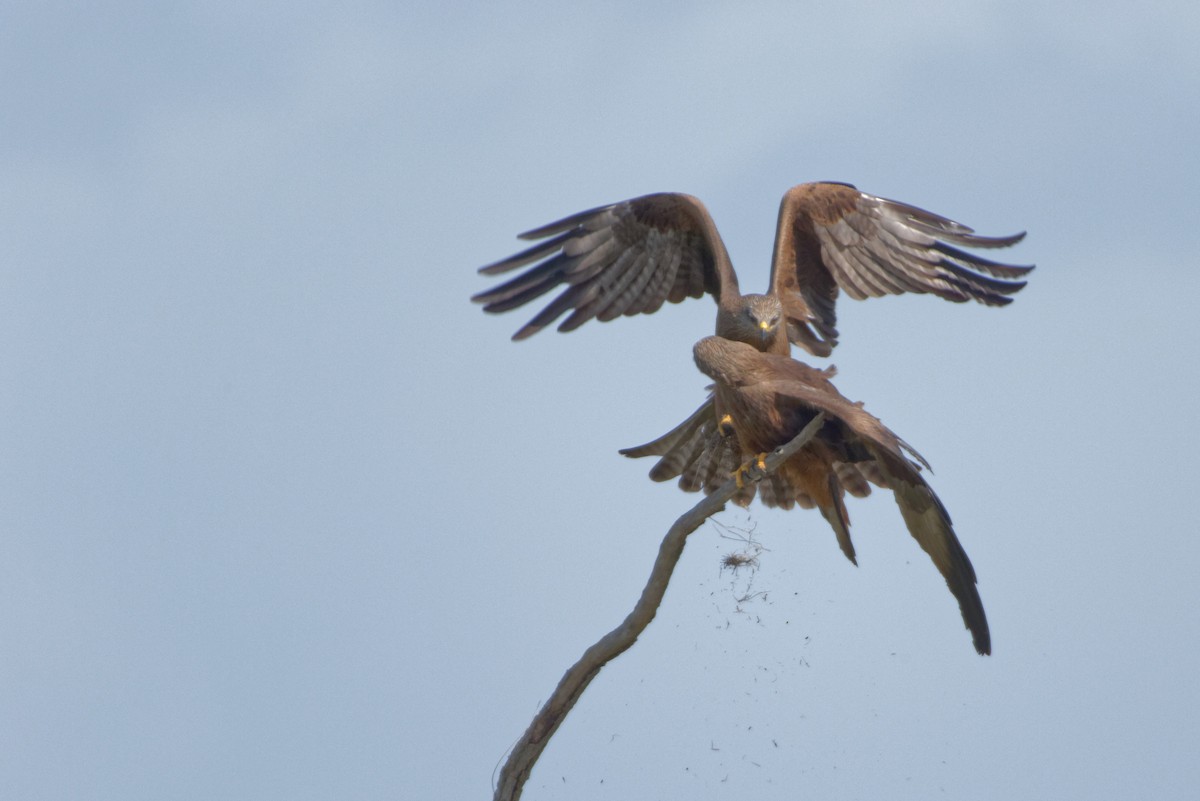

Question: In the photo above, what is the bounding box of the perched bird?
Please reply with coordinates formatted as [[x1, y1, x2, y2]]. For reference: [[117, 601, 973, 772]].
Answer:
[[691, 336, 990, 655]]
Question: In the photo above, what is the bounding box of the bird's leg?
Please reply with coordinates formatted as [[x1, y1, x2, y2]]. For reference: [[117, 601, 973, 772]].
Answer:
[[717, 413, 736, 439], [733, 453, 770, 489]]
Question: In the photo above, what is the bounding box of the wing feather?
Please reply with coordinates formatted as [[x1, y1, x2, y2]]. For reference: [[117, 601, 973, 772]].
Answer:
[[620, 397, 758, 506], [630, 246, 682, 315], [476, 229, 579, 276], [768, 182, 1032, 354], [475, 193, 738, 340], [692, 338, 989, 654], [559, 248, 647, 331]]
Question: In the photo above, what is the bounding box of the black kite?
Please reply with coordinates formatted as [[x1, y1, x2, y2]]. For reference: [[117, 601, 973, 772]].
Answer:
[[691, 336, 990, 655], [473, 181, 1031, 357], [476, 183, 1031, 510], [475, 183, 1026, 654]]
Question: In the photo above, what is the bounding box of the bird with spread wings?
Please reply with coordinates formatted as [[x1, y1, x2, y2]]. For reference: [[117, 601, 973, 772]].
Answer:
[[474, 181, 1030, 652], [473, 181, 1031, 356], [473, 181, 1032, 509], [692, 335, 990, 654]]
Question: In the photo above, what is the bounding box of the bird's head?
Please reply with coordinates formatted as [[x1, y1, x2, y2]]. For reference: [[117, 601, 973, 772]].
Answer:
[[740, 294, 784, 350]]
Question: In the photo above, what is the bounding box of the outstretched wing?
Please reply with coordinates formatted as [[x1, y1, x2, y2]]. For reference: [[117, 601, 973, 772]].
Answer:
[[692, 338, 990, 654], [473, 193, 739, 340], [755, 359, 990, 655], [769, 182, 1033, 356]]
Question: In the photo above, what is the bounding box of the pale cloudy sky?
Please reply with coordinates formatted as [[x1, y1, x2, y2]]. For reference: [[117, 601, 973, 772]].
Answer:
[[2, 2, 1199, 800]]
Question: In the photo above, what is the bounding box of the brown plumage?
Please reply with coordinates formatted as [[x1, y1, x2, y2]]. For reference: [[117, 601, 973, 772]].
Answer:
[[688, 336, 989, 655], [475, 184, 1012, 654], [478, 184, 1031, 515], [473, 181, 1032, 356]]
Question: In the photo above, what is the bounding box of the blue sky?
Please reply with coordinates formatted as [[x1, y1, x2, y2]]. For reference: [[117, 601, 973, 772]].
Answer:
[[2, 2, 1199, 799]]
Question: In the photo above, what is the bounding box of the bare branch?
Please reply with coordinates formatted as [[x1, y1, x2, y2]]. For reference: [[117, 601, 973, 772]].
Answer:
[[493, 413, 827, 801]]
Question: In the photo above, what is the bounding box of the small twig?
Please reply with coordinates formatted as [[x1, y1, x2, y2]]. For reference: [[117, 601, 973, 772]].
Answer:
[[492, 413, 827, 801]]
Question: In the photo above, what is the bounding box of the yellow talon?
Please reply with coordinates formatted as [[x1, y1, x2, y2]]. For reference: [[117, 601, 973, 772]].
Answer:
[[718, 413, 735, 438], [733, 453, 770, 488]]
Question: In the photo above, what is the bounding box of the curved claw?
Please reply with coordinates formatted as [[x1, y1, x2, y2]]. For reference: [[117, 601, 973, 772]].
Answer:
[[733, 453, 770, 489], [717, 413, 736, 439]]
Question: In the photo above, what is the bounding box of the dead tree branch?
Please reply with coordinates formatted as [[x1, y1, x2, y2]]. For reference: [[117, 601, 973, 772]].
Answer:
[[493, 412, 827, 801]]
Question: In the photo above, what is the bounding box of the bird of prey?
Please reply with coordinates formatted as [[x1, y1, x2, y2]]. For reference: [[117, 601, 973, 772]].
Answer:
[[474, 181, 1032, 510], [474, 182, 1026, 653], [691, 335, 990, 655], [472, 181, 1032, 357]]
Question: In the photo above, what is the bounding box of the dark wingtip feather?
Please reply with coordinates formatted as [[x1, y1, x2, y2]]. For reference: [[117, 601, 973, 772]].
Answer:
[[557, 306, 598, 333], [942, 261, 1030, 298], [495, 282, 593, 340], [477, 229, 577, 275], [938, 229, 1027, 250], [473, 264, 564, 311], [510, 325, 539, 341], [477, 261, 514, 276], [516, 202, 616, 240], [932, 261, 1029, 307], [934, 242, 1036, 280]]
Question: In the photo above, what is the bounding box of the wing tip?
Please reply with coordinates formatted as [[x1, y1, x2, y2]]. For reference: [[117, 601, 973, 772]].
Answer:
[[477, 261, 510, 276], [510, 323, 542, 341]]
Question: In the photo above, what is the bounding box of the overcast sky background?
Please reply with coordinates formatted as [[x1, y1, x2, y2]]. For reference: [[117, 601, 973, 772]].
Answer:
[[3, 2, 1199, 800]]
